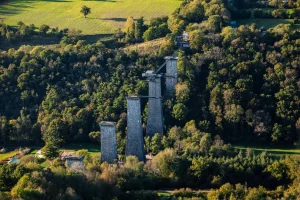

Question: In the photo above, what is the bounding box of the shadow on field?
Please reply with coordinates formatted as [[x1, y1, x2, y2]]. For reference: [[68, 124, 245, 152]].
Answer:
[[81, 33, 113, 43], [0, 0, 72, 16], [23, 0, 72, 2], [101, 17, 126, 22], [0, 2, 33, 16], [0, 35, 62, 50], [83, 0, 116, 2], [0, 0, 114, 16]]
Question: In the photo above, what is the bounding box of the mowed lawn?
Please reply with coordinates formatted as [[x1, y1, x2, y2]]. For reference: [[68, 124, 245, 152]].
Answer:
[[0, 0, 182, 35], [61, 143, 100, 156]]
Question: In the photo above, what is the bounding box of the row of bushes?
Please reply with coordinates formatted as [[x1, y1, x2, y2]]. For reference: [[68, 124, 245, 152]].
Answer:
[[240, 1, 297, 9], [0, 22, 67, 43], [118, 186, 288, 200], [232, 9, 300, 21], [253, 8, 300, 19]]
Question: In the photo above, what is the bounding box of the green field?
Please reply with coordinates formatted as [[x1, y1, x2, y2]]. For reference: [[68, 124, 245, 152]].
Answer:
[[0, 150, 18, 160], [0, 0, 182, 35], [61, 143, 100, 156], [234, 145, 300, 157], [30, 149, 39, 154], [237, 19, 294, 29]]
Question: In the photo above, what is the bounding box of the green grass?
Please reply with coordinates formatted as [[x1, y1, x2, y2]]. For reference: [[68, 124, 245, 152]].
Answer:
[[157, 192, 171, 197], [237, 19, 294, 29], [61, 143, 100, 156], [41, 160, 50, 168], [30, 149, 38, 154], [0, 0, 182, 35], [0, 150, 18, 160], [233, 145, 300, 158]]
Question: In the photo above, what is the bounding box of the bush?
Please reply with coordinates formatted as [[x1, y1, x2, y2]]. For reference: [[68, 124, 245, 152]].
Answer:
[[120, 190, 158, 200], [272, 9, 288, 19], [246, 186, 267, 200], [173, 188, 194, 198]]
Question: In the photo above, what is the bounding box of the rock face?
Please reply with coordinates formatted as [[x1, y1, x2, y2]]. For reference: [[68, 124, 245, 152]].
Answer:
[[165, 56, 178, 96], [125, 96, 146, 162], [99, 121, 118, 163], [146, 75, 164, 137]]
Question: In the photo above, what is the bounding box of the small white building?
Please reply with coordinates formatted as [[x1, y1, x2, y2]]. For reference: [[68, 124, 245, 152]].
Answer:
[[35, 150, 45, 158]]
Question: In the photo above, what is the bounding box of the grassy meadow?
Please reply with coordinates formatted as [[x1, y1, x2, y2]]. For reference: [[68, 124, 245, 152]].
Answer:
[[61, 143, 100, 156], [233, 144, 300, 159], [237, 19, 294, 29], [0, 0, 182, 35], [0, 150, 18, 160]]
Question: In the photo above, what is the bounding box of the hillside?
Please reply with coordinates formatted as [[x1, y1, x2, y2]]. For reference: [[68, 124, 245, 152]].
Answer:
[[0, 0, 182, 35], [122, 37, 166, 55]]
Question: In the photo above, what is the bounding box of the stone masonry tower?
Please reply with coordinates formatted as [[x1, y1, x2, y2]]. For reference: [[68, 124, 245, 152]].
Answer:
[[125, 96, 146, 162], [165, 56, 179, 96], [144, 71, 164, 137], [99, 121, 118, 164]]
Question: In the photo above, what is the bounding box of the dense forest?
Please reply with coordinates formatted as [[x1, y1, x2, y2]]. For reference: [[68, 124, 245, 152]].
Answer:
[[0, 0, 299, 199], [0, 0, 299, 147]]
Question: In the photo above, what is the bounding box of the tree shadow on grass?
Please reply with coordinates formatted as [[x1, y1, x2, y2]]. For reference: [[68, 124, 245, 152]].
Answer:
[[0, 2, 33, 16], [24, 0, 73, 2], [80, 33, 113, 43], [0, 35, 61, 50], [0, 34, 115, 50], [0, 0, 73, 16], [83, 0, 117, 2], [101, 17, 126, 22]]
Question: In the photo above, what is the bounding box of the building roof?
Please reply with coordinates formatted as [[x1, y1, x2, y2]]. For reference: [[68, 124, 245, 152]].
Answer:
[[8, 157, 20, 164], [60, 152, 84, 161], [35, 149, 45, 158]]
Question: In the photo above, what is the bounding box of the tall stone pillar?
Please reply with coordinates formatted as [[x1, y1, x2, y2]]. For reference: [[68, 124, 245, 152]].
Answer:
[[126, 96, 146, 162], [165, 56, 179, 96], [146, 75, 164, 137], [99, 121, 118, 164]]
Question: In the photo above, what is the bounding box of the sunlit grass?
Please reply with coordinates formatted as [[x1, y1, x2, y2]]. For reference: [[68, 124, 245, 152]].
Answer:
[[233, 144, 300, 158], [0, 0, 182, 35], [0, 150, 18, 160], [60, 143, 100, 156]]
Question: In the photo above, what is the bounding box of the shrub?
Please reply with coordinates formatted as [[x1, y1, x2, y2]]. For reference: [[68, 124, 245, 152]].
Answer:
[[173, 188, 194, 198]]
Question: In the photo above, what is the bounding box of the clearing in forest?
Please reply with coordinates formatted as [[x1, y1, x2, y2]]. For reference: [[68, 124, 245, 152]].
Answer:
[[237, 18, 295, 29], [0, 0, 182, 35], [233, 144, 300, 158]]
